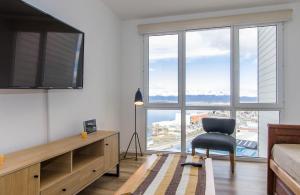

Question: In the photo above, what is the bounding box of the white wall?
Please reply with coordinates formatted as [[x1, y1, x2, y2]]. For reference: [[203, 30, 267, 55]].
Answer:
[[0, 90, 48, 153], [120, 22, 145, 152], [0, 0, 121, 153], [120, 3, 300, 152], [23, 0, 122, 141], [282, 2, 300, 124]]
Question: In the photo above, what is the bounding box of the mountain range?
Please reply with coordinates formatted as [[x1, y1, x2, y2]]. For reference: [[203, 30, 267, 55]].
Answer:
[[149, 95, 257, 103]]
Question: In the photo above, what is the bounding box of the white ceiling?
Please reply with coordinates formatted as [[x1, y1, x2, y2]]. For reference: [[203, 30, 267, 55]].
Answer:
[[101, 0, 296, 20]]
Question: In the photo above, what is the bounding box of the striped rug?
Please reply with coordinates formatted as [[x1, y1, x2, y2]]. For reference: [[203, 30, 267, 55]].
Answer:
[[130, 154, 206, 195]]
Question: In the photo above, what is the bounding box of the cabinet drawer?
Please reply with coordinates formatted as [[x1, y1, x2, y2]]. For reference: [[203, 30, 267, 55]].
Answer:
[[41, 172, 80, 195], [104, 134, 119, 171], [79, 157, 104, 186], [0, 164, 40, 195]]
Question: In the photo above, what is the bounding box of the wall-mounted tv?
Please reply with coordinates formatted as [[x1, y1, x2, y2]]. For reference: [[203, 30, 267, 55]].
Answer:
[[0, 0, 84, 89]]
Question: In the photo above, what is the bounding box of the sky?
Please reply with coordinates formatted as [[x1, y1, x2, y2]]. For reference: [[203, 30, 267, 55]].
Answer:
[[148, 27, 262, 98]]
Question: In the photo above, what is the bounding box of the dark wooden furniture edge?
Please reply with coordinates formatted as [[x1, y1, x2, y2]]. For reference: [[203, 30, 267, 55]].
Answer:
[[267, 124, 300, 195]]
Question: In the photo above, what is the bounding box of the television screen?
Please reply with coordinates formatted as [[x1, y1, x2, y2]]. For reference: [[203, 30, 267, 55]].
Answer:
[[0, 0, 84, 89]]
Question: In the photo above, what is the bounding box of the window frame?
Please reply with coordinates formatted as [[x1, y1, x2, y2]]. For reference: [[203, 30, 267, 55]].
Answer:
[[184, 26, 232, 108], [144, 32, 183, 108], [143, 23, 283, 159], [233, 24, 284, 109]]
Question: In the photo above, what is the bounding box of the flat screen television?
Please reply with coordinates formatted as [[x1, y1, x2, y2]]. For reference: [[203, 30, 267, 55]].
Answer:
[[0, 0, 84, 89]]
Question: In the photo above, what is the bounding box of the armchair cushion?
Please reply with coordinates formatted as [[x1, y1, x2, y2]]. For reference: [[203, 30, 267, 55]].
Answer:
[[192, 133, 236, 153]]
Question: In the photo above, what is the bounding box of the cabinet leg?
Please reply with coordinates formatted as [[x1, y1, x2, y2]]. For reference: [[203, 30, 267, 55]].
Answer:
[[105, 164, 120, 177], [116, 163, 120, 177]]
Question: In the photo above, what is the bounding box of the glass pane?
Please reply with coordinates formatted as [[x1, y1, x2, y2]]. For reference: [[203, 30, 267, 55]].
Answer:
[[258, 111, 279, 158], [148, 35, 178, 103], [236, 111, 279, 157], [186, 110, 230, 154], [186, 28, 231, 105], [147, 110, 181, 152], [239, 26, 277, 103]]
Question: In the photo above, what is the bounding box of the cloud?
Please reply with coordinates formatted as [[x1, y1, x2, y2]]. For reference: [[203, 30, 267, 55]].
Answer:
[[149, 35, 178, 60], [186, 28, 230, 58], [149, 28, 232, 60], [148, 27, 261, 61], [239, 27, 258, 60]]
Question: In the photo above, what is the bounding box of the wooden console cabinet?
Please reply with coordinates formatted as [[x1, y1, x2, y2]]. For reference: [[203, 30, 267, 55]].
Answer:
[[0, 131, 119, 195]]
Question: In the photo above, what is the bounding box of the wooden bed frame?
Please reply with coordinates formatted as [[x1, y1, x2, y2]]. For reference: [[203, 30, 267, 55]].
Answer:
[[268, 124, 300, 195]]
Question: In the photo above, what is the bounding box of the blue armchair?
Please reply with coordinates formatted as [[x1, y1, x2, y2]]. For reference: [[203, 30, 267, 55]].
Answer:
[[191, 118, 236, 173]]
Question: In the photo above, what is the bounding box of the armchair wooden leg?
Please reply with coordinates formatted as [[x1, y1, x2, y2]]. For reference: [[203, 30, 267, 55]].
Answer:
[[206, 149, 209, 158], [230, 152, 235, 174], [192, 147, 195, 156]]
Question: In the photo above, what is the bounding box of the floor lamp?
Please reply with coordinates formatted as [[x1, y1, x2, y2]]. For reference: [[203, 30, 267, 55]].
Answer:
[[124, 88, 143, 160]]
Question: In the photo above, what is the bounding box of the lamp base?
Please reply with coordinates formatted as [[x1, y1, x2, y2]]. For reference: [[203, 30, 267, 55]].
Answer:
[[123, 131, 143, 161]]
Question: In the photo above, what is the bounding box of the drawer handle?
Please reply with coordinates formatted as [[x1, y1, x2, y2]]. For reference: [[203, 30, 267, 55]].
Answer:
[[34, 175, 39, 178], [62, 188, 67, 192], [105, 143, 109, 146], [93, 169, 97, 173]]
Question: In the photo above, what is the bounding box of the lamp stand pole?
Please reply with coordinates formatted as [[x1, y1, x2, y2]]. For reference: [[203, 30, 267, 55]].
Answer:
[[124, 105, 143, 161]]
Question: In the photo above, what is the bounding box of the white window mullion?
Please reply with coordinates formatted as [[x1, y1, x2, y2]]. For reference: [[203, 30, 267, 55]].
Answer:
[[143, 35, 149, 152], [277, 23, 284, 117], [179, 31, 186, 153], [278, 24, 284, 123], [185, 106, 231, 111], [230, 25, 237, 138], [143, 35, 150, 106], [233, 25, 240, 111]]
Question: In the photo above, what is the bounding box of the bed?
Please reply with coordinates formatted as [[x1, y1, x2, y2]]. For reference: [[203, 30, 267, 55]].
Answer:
[[268, 124, 300, 195]]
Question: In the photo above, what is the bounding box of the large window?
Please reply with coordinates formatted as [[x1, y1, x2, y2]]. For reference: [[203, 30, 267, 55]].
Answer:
[[145, 24, 282, 158], [147, 110, 181, 152], [236, 111, 279, 157], [239, 26, 277, 103], [186, 28, 231, 105], [148, 35, 178, 103]]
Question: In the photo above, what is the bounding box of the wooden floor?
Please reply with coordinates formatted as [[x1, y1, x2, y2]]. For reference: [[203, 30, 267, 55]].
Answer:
[[78, 155, 267, 195]]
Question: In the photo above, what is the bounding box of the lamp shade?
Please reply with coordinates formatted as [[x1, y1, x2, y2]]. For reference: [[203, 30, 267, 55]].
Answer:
[[134, 88, 143, 106]]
